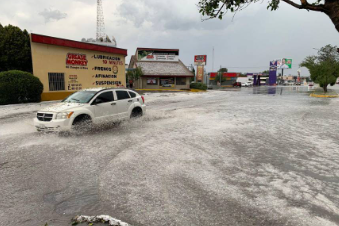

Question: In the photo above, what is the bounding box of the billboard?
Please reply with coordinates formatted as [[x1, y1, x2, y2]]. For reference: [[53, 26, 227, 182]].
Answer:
[[277, 58, 292, 69], [194, 55, 207, 66]]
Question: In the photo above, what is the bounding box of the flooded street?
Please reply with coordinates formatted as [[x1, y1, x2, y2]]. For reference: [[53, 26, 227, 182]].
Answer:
[[1, 86, 339, 226]]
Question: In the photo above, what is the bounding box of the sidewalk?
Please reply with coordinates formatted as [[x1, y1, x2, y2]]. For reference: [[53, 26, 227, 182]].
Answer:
[[310, 88, 339, 98]]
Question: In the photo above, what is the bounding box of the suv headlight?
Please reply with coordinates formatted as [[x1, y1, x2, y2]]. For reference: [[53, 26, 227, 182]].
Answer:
[[56, 112, 74, 119]]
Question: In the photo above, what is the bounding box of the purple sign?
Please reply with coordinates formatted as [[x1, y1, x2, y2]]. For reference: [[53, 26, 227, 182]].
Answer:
[[270, 60, 277, 71], [269, 60, 277, 85]]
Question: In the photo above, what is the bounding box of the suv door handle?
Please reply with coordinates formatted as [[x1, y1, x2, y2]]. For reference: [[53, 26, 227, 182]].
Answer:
[[128, 100, 133, 102], [111, 102, 116, 105]]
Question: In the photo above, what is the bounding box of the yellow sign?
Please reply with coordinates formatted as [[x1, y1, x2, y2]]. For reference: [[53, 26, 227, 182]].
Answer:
[[197, 66, 204, 82]]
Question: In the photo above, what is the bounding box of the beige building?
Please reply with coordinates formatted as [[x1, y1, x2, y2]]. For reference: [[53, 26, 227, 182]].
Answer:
[[128, 48, 194, 90], [30, 33, 127, 101]]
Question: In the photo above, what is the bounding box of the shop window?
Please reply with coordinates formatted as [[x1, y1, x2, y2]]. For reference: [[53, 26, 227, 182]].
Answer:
[[147, 78, 157, 85], [160, 78, 174, 87], [116, 90, 130, 100], [176, 77, 186, 85], [48, 73, 65, 91]]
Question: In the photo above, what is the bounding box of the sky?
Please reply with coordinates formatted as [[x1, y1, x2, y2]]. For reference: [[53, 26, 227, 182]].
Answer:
[[0, 0, 339, 76]]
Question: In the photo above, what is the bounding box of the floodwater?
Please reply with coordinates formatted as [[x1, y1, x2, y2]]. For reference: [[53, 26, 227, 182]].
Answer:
[[1, 86, 339, 226]]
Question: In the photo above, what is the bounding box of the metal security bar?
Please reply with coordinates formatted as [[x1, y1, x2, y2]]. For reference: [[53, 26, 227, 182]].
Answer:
[[48, 73, 65, 91]]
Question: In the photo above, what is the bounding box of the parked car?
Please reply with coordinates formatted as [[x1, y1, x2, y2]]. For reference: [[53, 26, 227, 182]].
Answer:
[[34, 88, 146, 132], [233, 82, 242, 87], [309, 82, 314, 86], [241, 82, 252, 87], [162, 84, 172, 87]]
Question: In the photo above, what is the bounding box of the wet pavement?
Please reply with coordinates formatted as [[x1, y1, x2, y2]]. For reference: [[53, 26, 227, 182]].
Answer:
[[1, 86, 339, 226]]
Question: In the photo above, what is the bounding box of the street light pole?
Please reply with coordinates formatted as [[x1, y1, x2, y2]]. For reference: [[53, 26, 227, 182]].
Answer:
[[219, 65, 222, 86]]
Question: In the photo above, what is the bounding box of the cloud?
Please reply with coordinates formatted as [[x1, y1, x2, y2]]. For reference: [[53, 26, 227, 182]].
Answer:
[[117, 0, 228, 31], [39, 9, 67, 23]]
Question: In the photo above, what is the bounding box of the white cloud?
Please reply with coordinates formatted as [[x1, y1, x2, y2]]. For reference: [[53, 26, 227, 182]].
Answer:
[[39, 8, 67, 23]]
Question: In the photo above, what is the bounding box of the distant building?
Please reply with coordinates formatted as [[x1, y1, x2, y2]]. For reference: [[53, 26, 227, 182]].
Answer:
[[209, 72, 240, 86], [128, 48, 194, 90]]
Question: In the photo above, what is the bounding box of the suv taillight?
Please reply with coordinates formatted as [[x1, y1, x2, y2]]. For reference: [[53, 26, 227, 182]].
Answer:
[[141, 96, 145, 103]]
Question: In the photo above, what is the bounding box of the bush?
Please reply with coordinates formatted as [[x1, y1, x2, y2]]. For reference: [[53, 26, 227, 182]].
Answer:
[[190, 82, 207, 90], [0, 70, 43, 105]]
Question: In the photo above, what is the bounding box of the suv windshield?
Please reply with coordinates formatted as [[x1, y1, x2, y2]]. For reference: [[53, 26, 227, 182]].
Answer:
[[62, 91, 97, 103]]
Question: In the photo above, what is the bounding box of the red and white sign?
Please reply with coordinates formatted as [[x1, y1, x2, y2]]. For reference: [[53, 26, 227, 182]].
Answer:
[[194, 55, 207, 66], [66, 53, 88, 66]]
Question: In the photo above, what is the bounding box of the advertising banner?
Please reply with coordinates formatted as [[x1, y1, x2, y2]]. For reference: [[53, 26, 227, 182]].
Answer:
[[147, 78, 157, 85], [194, 55, 207, 66], [197, 66, 204, 82], [277, 58, 292, 69], [138, 50, 179, 61]]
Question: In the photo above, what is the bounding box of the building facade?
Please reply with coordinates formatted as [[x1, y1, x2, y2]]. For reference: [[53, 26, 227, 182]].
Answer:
[[209, 72, 239, 86], [128, 48, 194, 90], [30, 34, 127, 101]]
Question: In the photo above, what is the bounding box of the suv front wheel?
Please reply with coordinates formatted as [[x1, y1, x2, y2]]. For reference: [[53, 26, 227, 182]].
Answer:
[[72, 115, 92, 131]]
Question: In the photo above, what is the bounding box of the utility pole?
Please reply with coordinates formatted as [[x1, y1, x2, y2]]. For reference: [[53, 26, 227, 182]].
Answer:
[[219, 65, 222, 86]]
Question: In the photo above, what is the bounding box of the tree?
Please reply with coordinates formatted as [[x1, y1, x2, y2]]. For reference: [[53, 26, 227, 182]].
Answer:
[[0, 24, 32, 72], [0, 70, 43, 105], [127, 66, 144, 84], [191, 65, 196, 82], [215, 67, 228, 83], [300, 44, 339, 92], [198, 0, 339, 33]]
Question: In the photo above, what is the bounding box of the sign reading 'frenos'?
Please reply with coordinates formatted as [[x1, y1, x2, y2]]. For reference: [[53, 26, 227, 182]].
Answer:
[[66, 53, 88, 66]]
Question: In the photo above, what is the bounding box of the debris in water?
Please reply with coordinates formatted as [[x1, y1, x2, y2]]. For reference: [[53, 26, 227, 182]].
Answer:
[[72, 215, 131, 226]]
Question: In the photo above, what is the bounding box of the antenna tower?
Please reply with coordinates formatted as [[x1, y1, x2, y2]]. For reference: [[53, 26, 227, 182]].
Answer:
[[96, 0, 105, 40]]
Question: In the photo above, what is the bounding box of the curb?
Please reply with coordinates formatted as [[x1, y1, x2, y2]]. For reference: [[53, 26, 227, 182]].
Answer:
[[310, 93, 339, 98], [135, 89, 206, 92], [190, 89, 207, 92], [135, 89, 185, 92]]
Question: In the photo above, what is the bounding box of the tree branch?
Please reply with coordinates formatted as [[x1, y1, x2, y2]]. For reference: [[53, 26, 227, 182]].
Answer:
[[282, 0, 327, 12]]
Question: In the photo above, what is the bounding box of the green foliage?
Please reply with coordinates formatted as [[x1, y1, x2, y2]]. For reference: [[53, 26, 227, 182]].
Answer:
[[191, 66, 196, 82], [127, 66, 144, 82], [0, 24, 32, 72], [199, 0, 269, 20], [218, 67, 228, 73], [300, 45, 339, 93], [198, 0, 324, 19], [190, 82, 207, 90], [0, 70, 43, 105]]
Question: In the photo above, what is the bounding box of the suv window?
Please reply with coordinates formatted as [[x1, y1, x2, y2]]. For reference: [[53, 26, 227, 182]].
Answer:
[[116, 91, 130, 100], [129, 91, 137, 98], [94, 91, 114, 104]]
